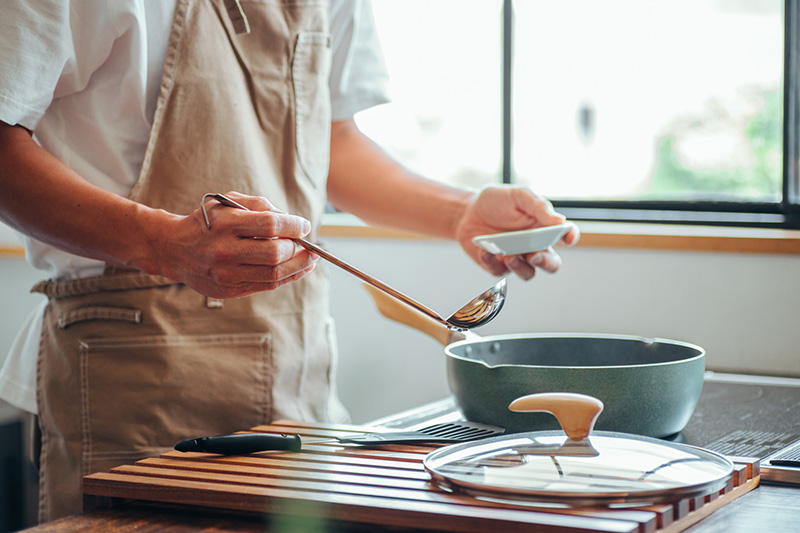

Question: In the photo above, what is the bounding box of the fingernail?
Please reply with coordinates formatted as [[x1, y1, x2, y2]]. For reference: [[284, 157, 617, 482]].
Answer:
[[530, 254, 544, 267], [303, 220, 311, 235], [565, 230, 579, 247]]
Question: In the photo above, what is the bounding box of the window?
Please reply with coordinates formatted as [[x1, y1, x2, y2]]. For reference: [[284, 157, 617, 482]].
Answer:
[[355, 0, 798, 228], [355, 0, 504, 189]]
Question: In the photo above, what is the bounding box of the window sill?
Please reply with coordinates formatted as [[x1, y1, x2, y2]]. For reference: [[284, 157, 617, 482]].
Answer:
[[0, 246, 23, 257], [320, 214, 800, 255], [1, 216, 798, 258]]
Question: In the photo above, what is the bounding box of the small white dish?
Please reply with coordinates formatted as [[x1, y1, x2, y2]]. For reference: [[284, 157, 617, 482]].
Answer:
[[472, 223, 575, 255]]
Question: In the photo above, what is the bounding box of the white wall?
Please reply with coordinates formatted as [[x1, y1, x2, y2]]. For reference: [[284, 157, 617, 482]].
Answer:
[[326, 236, 800, 423], [1, 230, 798, 424]]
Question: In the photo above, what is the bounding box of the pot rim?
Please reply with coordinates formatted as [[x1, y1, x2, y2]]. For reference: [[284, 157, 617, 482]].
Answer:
[[444, 332, 705, 370]]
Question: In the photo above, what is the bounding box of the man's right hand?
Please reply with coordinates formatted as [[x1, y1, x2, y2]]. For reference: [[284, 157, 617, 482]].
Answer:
[[147, 191, 320, 299], [0, 122, 318, 299]]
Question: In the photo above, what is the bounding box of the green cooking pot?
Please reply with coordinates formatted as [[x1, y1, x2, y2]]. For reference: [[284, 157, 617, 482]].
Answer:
[[364, 285, 704, 438], [445, 333, 704, 437]]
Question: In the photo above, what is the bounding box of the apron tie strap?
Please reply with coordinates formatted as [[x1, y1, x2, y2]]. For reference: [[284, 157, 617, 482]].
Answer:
[[32, 272, 180, 300], [224, 0, 251, 35]]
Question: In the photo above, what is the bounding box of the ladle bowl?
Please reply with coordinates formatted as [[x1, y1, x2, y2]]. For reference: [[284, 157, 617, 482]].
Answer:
[[446, 278, 506, 330]]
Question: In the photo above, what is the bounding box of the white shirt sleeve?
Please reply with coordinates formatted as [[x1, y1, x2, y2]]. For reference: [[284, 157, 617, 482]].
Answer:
[[0, 1, 119, 130], [329, 0, 391, 121], [0, 301, 46, 413], [0, 1, 387, 416]]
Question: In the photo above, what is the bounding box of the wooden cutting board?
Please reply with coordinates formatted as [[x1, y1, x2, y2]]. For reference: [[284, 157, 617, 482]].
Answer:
[[83, 420, 761, 533]]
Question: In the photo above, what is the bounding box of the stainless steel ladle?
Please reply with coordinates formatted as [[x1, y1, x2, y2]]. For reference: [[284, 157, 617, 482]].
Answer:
[[201, 193, 507, 330]]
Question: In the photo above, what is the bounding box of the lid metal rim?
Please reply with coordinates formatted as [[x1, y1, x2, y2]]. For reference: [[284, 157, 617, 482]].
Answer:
[[422, 432, 735, 506], [427, 470, 732, 506]]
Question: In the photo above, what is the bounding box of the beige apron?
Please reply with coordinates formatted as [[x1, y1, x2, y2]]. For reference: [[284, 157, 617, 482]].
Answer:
[[32, 0, 344, 521]]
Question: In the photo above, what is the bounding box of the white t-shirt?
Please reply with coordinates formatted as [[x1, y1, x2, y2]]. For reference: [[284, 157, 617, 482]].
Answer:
[[0, 0, 390, 413]]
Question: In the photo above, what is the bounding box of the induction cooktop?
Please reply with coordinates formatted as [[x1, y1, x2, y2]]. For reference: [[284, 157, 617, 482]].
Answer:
[[678, 372, 800, 485], [373, 371, 800, 486]]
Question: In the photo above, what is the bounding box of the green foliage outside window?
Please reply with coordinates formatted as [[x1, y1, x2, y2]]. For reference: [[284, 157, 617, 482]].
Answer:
[[646, 91, 782, 202]]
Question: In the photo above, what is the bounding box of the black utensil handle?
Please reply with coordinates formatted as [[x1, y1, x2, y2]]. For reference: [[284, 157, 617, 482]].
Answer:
[[174, 433, 302, 454]]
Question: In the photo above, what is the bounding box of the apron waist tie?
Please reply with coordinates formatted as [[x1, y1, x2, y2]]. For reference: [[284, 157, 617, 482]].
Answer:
[[224, 0, 250, 34], [32, 271, 180, 300]]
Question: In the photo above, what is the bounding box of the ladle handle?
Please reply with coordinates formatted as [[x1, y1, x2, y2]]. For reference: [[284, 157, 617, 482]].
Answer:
[[294, 240, 449, 327], [362, 284, 465, 347], [508, 392, 604, 440], [204, 193, 450, 328]]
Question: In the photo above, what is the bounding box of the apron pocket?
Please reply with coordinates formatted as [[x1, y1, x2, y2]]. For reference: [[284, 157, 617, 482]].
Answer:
[[78, 332, 271, 475], [293, 32, 332, 186]]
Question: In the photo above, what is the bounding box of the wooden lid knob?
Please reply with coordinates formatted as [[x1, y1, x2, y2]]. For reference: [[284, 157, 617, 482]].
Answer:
[[508, 392, 604, 439]]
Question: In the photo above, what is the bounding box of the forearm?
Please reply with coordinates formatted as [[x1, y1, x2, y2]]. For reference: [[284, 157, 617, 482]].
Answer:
[[326, 119, 475, 241], [0, 122, 172, 274], [326, 119, 578, 281], [0, 122, 320, 297]]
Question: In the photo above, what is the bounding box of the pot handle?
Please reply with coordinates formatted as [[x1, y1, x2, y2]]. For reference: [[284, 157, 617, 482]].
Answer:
[[362, 283, 467, 346], [508, 393, 604, 440]]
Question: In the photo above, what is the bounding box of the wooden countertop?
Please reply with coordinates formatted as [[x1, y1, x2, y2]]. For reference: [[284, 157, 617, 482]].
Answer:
[[19, 420, 776, 533], [19, 376, 800, 532], [21, 484, 800, 533]]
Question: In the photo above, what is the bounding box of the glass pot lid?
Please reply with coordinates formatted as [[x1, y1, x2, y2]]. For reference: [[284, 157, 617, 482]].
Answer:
[[423, 393, 733, 506]]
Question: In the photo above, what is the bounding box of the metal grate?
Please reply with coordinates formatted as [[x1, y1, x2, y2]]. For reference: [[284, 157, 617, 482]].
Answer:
[[418, 423, 501, 440], [769, 440, 800, 467]]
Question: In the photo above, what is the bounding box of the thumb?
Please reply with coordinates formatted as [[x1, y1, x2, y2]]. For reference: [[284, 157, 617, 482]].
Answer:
[[512, 188, 565, 226], [221, 192, 283, 213]]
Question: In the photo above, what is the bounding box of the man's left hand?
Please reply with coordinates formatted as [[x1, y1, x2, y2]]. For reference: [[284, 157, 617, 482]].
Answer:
[[454, 185, 579, 280]]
